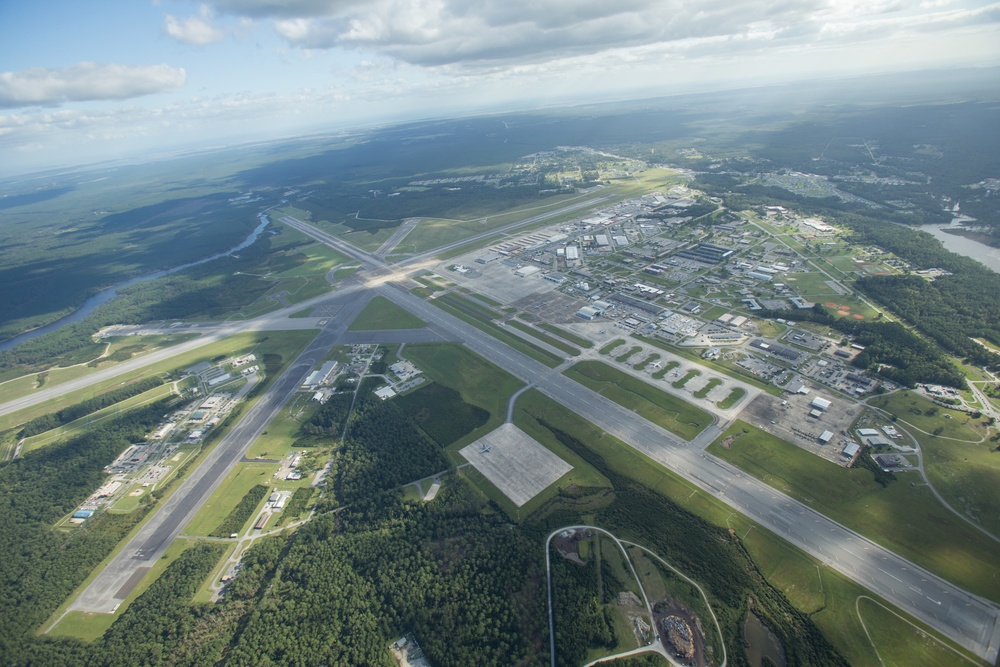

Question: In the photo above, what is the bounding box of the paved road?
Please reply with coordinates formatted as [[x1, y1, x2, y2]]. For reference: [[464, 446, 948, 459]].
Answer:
[[16, 207, 1000, 661], [68, 290, 373, 613], [377, 284, 1000, 663], [0, 289, 357, 420]]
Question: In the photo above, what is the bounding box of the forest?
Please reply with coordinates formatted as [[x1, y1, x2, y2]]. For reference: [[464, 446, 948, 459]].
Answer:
[[0, 401, 173, 662], [19, 376, 166, 437], [695, 178, 1000, 380]]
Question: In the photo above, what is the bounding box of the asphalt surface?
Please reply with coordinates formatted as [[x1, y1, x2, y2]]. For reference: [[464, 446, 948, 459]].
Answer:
[[377, 283, 1000, 663], [16, 208, 999, 661], [68, 290, 373, 613]]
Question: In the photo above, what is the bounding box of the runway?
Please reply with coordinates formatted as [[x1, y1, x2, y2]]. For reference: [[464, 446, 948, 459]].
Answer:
[[377, 283, 1000, 663]]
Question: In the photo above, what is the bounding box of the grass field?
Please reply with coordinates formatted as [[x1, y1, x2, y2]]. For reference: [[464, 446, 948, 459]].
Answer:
[[348, 295, 427, 331], [920, 433, 1000, 537], [599, 339, 626, 355], [183, 463, 277, 537], [868, 390, 985, 442], [402, 343, 524, 454], [565, 361, 710, 440], [0, 330, 317, 435], [693, 377, 722, 399], [717, 387, 746, 409], [22, 382, 175, 453], [671, 369, 700, 389], [506, 320, 580, 356], [614, 346, 642, 363], [538, 322, 593, 348], [707, 421, 1000, 602], [520, 390, 980, 666]]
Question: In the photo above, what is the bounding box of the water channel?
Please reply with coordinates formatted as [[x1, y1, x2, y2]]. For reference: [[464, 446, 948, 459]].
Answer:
[[920, 217, 1000, 275], [0, 213, 272, 353]]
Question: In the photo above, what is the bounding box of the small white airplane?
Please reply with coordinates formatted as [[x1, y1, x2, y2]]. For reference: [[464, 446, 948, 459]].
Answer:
[[651, 361, 662, 369], [481, 444, 492, 454]]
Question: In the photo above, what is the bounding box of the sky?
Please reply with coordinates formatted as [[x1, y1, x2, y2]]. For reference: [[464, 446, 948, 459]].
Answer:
[[1, 0, 999, 175]]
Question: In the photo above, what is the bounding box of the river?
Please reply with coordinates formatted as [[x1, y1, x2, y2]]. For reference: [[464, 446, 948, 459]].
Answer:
[[920, 218, 1000, 274], [0, 213, 272, 353]]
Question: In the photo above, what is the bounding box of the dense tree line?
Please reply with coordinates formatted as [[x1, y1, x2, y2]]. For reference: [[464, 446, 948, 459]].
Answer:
[[331, 378, 449, 504], [19, 376, 166, 437], [533, 417, 849, 667], [757, 305, 964, 387], [852, 446, 895, 488], [550, 556, 616, 666], [225, 485, 546, 667], [0, 401, 172, 661], [211, 485, 269, 537]]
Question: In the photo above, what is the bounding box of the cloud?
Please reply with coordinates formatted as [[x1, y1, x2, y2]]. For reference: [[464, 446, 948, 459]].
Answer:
[[0, 63, 186, 109], [165, 6, 226, 45], [203, 0, 1000, 69]]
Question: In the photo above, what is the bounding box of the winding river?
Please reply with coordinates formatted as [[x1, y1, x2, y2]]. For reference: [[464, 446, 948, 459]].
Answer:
[[0, 213, 272, 353], [920, 218, 1000, 274]]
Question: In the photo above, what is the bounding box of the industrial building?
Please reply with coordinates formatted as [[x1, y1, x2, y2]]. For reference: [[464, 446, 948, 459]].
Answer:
[[674, 242, 734, 264], [819, 430, 834, 443], [811, 397, 832, 411]]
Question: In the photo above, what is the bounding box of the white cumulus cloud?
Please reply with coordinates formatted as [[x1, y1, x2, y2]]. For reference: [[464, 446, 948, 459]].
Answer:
[[165, 6, 227, 45], [0, 62, 187, 109]]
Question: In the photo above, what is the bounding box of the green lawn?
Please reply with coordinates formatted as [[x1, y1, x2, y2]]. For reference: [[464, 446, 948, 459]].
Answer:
[[671, 369, 700, 389], [599, 339, 626, 355], [403, 343, 524, 454], [708, 421, 1000, 602], [614, 346, 642, 363], [348, 295, 427, 330], [717, 387, 747, 409], [506, 320, 581, 356], [920, 433, 1000, 537], [183, 462, 277, 537], [868, 391, 985, 442], [693, 377, 722, 399], [538, 322, 593, 348], [22, 382, 175, 453], [563, 361, 711, 440]]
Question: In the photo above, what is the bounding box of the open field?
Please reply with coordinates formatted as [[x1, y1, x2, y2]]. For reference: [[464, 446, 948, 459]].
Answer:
[[521, 390, 982, 666], [183, 462, 277, 537], [348, 295, 427, 330], [564, 361, 711, 440], [507, 319, 580, 356], [0, 330, 316, 434], [22, 382, 175, 453], [402, 343, 524, 453], [708, 421, 1000, 602], [868, 390, 986, 442], [920, 434, 1000, 537]]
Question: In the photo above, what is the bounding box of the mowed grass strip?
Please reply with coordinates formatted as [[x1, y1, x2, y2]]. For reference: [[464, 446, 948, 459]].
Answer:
[[563, 361, 710, 440], [717, 387, 747, 409], [539, 322, 593, 348], [599, 339, 626, 355], [429, 295, 562, 367], [520, 389, 977, 667], [708, 421, 1000, 602], [348, 295, 426, 330], [506, 320, 580, 356]]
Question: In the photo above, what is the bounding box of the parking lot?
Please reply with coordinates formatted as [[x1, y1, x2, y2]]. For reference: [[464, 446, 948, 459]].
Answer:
[[742, 388, 861, 465]]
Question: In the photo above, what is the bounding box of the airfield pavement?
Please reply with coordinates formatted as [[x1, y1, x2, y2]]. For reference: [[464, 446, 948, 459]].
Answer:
[[461, 423, 572, 507]]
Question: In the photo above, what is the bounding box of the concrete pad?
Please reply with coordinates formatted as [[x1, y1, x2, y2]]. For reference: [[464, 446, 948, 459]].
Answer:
[[461, 424, 572, 506]]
